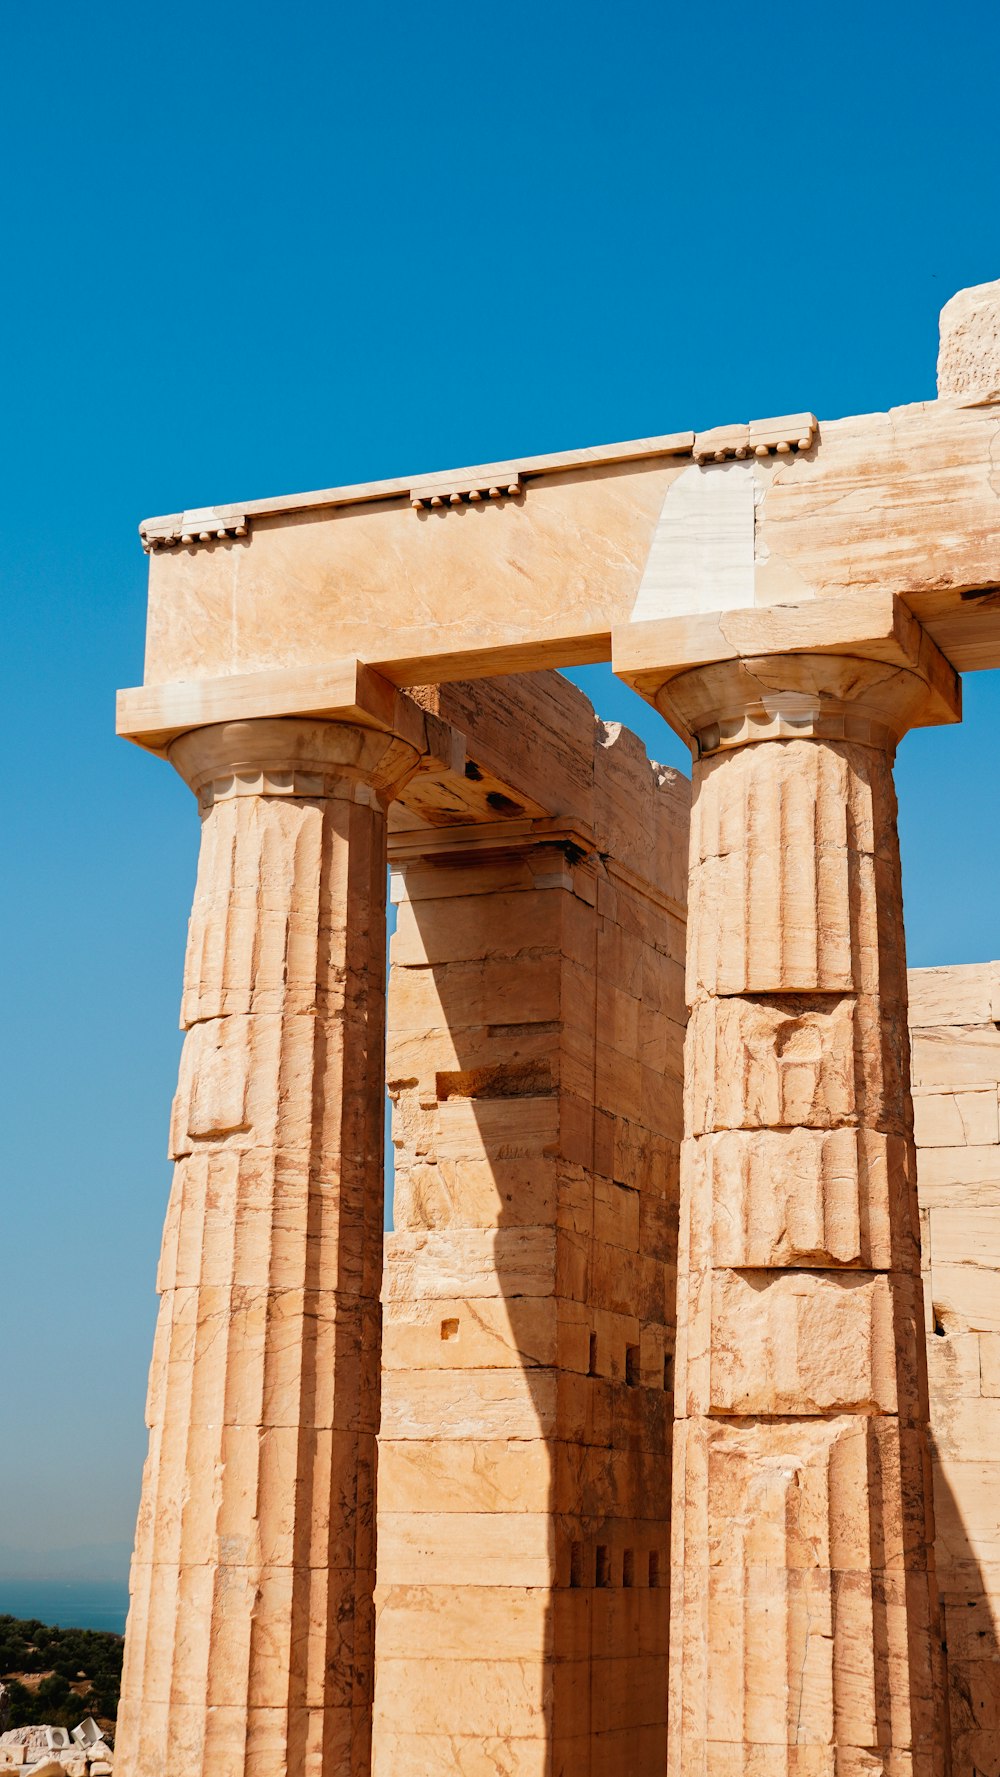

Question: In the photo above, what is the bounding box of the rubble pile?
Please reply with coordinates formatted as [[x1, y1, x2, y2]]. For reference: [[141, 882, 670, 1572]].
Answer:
[[0, 1720, 112, 1775]]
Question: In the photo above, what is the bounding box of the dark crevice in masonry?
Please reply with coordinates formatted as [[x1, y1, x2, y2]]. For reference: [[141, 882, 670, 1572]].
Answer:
[[435, 1061, 555, 1101]]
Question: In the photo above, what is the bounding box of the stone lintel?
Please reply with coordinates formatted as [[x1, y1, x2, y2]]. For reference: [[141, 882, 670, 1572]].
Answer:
[[127, 285, 1000, 689], [117, 659, 648, 835], [117, 657, 430, 754]]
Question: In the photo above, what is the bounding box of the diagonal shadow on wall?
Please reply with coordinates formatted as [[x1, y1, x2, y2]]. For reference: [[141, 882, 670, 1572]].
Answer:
[[928, 1422, 1000, 1777], [373, 689, 688, 1776]]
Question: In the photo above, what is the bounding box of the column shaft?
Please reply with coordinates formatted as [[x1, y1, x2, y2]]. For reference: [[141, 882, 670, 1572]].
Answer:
[[658, 656, 951, 1777], [117, 718, 419, 1777]]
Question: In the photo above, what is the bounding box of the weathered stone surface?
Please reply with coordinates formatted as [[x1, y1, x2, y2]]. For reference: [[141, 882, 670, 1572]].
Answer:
[[116, 718, 420, 1777], [131, 306, 1000, 690], [938, 277, 1000, 406], [116, 280, 1000, 1773], [372, 719, 688, 1774], [910, 960, 1000, 1777], [651, 637, 951, 1775]]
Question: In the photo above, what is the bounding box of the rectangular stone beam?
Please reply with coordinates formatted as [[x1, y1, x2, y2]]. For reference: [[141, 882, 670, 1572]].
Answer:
[[118, 660, 674, 843], [127, 284, 1000, 691], [132, 398, 1000, 685]]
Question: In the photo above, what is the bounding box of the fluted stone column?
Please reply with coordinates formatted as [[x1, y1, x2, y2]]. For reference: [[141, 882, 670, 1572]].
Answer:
[[117, 717, 421, 1777], [627, 610, 958, 1776]]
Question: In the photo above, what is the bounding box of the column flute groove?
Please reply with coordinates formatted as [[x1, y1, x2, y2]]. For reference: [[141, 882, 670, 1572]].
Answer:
[[117, 717, 421, 1777], [615, 601, 958, 1777]]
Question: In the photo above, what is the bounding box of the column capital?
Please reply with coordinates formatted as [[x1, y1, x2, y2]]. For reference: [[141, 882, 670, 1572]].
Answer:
[[168, 714, 424, 810], [613, 590, 961, 757]]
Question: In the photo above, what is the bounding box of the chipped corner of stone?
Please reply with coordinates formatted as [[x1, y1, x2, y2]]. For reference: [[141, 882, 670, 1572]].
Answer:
[[937, 277, 1000, 407]]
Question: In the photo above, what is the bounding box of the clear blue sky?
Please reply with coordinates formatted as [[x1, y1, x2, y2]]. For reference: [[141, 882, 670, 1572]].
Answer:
[[3, 0, 999, 1586]]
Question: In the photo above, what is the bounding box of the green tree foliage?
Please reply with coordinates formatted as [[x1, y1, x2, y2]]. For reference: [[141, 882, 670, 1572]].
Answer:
[[0, 1617, 122, 1731]]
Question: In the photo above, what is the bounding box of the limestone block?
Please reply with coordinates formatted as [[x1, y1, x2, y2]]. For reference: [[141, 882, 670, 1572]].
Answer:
[[914, 1141, 1000, 1197], [681, 1266, 923, 1419], [372, 1732, 548, 1777], [390, 1155, 558, 1234], [980, 1332, 1000, 1395], [688, 739, 901, 999], [388, 952, 564, 1034], [929, 1205, 1000, 1332], [911, 1022, 1000, 1091], [932, 1460, 1000, 1567], [913, 1088, 1000, 1149], [377, 1440, 552, 1516], [909, 961, 1000, 1028], [374, 1584, 553, 1663], [938, 277, 1000, 405], [930, 1397, 1000, 1463], [556, 1162, 595, 1237], [388, 1023, 562, 1104], [381, 1295, 556, 1371], [391, 852, 542, 905], [925, 1329, 983, 1399], [390, 1092, 560, 1167], [372, 1654, 550, 1739], [930, 1205, 1000, 1270], [685, 1127, 919, 1272], [553, 1443, 671, 1520], [377, 1512, 554, 1588], [685, 994, 903, 1135], [379, 1367, 556, 1442], [392, 889, 562, 968], [382, 1229, 557, 1301]]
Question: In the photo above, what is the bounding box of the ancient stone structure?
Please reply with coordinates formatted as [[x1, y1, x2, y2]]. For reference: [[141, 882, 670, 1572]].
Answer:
[[116, 281, 1000, 1775], [374, 678, 688, 1775], [615, 595, 958, 1774], [117, 717, 424, 1777]]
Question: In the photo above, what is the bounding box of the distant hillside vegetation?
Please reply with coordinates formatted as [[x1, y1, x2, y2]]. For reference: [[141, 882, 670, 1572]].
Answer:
[[0, 1616, 121, 1733]]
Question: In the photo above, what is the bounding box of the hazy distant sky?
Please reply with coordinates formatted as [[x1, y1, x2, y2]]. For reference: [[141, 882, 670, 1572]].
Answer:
[[3, 0, 1000, 1578]]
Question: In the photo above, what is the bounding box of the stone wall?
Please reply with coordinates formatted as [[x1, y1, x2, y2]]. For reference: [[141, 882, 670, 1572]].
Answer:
[[373, 710, 690, 1777], [367, 772, 1000, 1777], [910, 963, 1000, 1777]]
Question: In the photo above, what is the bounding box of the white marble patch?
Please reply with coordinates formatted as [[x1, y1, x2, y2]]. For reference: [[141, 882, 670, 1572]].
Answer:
[[630, 460, 755, 621]]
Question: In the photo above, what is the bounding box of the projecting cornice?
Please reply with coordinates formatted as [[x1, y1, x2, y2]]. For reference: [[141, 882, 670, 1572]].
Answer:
[[137, 414, 817, 548]]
